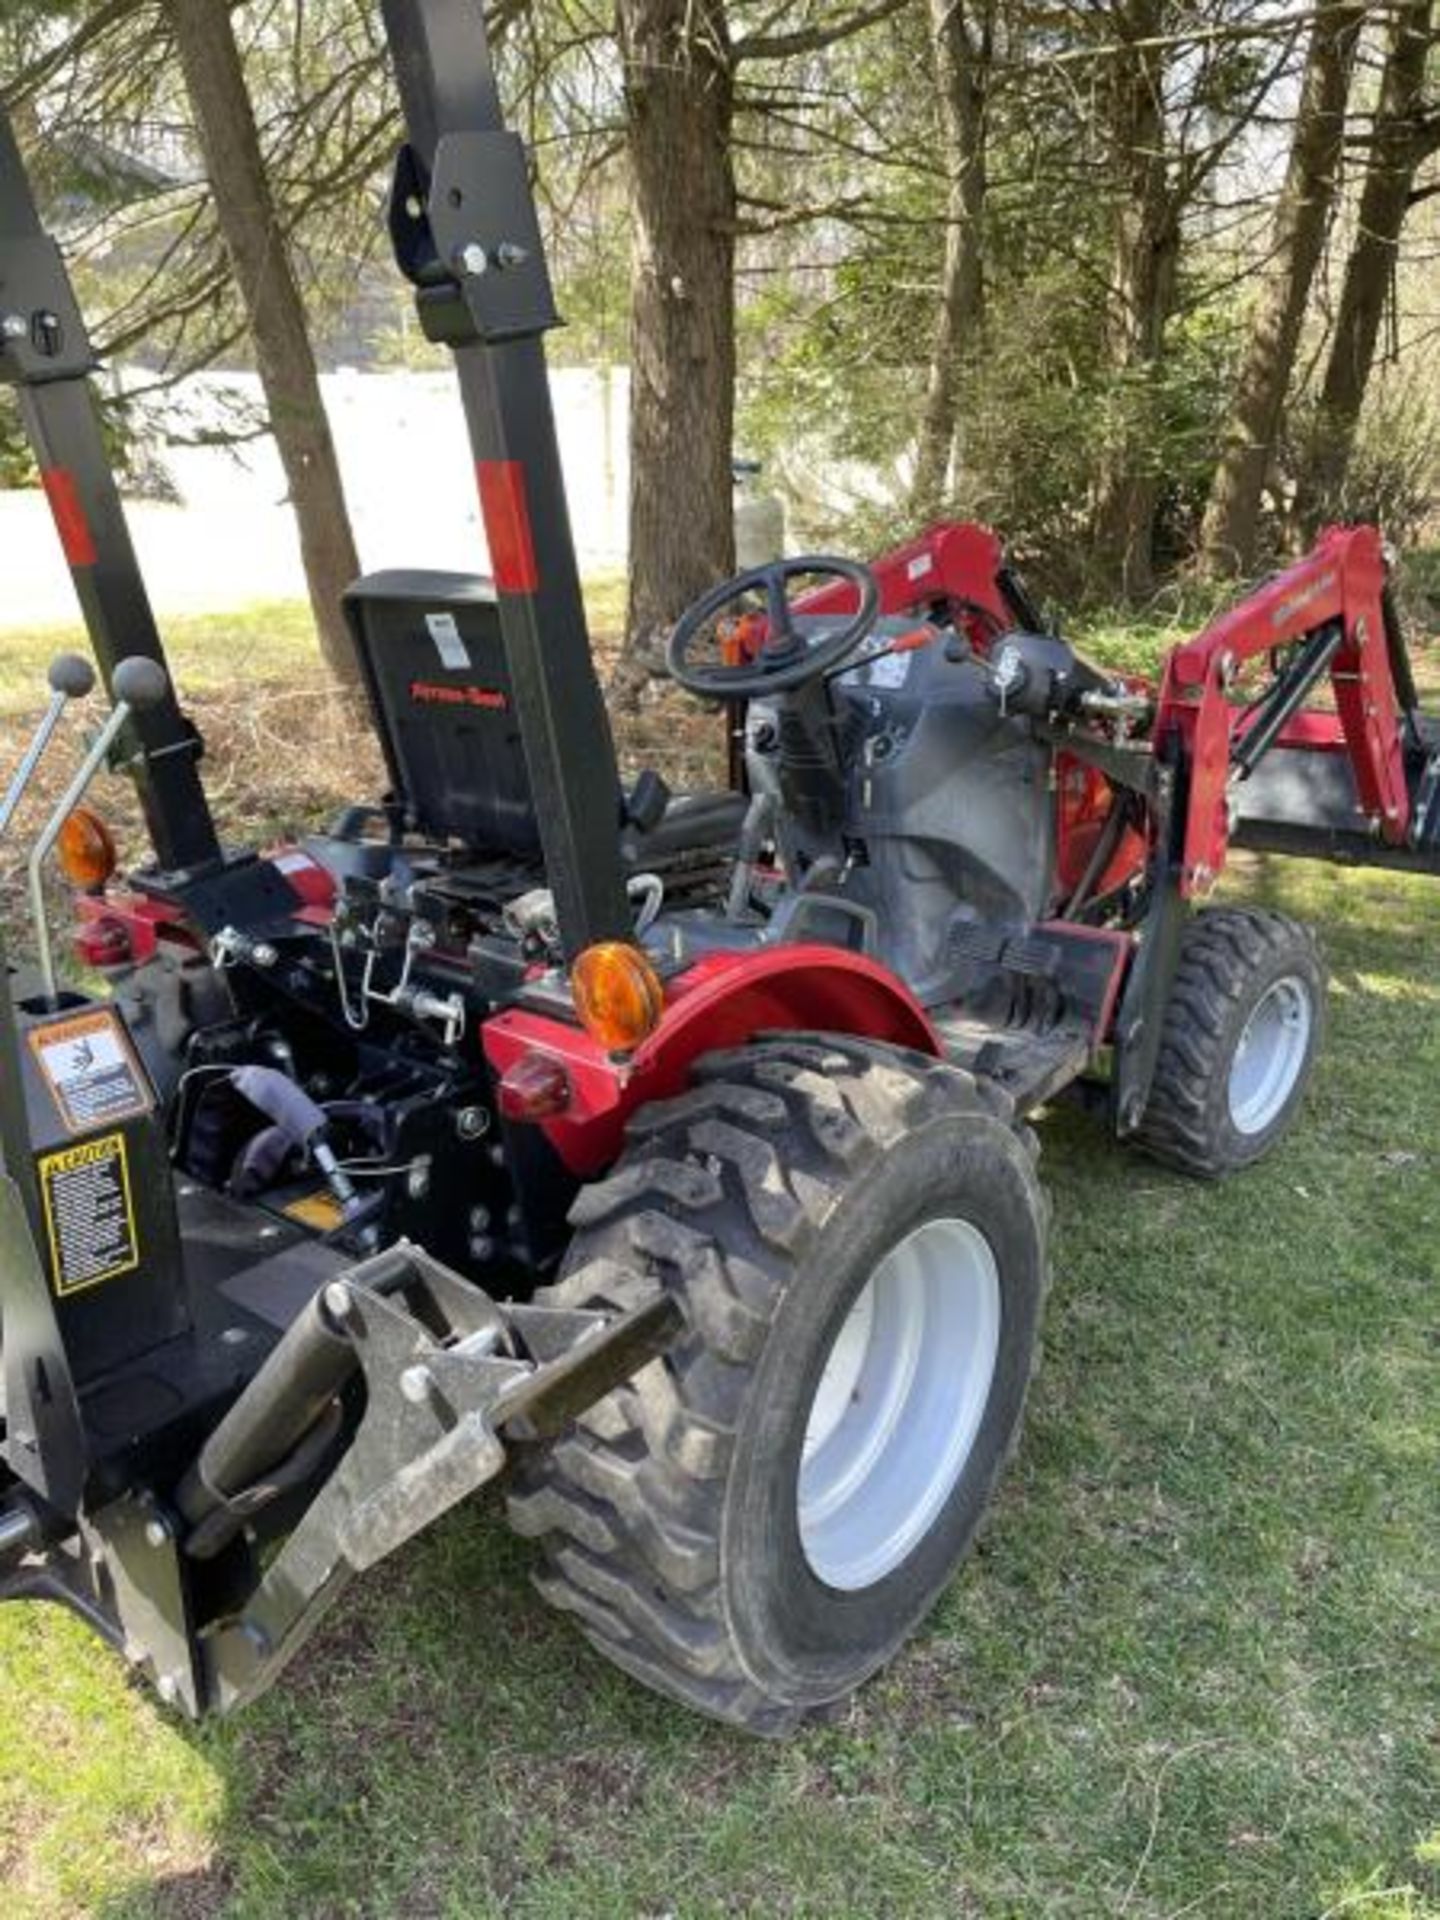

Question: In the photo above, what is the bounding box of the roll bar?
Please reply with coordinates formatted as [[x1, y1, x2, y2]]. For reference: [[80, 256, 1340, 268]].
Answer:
[[378, 0, 633, 958]]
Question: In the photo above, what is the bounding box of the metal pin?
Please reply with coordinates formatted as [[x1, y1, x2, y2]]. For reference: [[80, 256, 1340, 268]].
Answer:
[[400, 1365, 435, 1405]]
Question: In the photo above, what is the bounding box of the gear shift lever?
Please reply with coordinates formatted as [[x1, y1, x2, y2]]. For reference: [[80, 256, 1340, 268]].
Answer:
[[0, 653, 95, 840], [26, 656, 169, 1007]]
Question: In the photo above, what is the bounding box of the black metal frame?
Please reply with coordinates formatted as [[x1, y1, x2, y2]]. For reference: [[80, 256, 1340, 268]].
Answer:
[[379, 0, 633, 961], [0, 117, 220, 877], [0, 1234, 680, 1717]]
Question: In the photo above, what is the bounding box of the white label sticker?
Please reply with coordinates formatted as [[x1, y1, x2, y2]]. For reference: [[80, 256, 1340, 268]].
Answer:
[[906, 552, 935, 582], [867, 650, 912, 690], [29, 1010, 150, 1134], [426, 611, 471, 670], [841, 647, 912, 693]]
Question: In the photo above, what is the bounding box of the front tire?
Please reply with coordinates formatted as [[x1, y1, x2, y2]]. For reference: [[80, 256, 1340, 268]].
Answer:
[[507, 1034, 1048, 1735], [1134, 906, 1325, 1178]]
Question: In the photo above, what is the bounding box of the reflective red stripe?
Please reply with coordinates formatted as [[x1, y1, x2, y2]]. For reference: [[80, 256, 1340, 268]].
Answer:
[[476, 459, 539, 594], [40, 468, 98, 568]]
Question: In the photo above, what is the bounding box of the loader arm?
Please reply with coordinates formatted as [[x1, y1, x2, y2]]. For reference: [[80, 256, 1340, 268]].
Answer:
[[1155, 525, 1422, 894]]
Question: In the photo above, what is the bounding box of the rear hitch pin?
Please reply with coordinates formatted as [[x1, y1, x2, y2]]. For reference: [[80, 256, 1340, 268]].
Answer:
[[452, 1324, 502, 1360]]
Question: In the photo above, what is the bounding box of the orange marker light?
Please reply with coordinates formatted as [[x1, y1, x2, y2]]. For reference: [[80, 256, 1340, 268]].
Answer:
[[719, 611, 766, 667], [57, 807, 117, 891], [571, 941, 665, 1053]]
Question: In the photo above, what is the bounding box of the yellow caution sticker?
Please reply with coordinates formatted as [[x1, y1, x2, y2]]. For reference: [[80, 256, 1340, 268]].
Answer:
[[38, 1132, 140, 1296]]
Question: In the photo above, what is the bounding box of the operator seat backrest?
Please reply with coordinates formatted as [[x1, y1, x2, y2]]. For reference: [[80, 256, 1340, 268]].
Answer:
[[343, 570, 541, 856]]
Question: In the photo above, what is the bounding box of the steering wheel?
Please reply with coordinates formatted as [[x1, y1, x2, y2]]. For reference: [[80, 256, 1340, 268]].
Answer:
[[667, 556, 881, 698]]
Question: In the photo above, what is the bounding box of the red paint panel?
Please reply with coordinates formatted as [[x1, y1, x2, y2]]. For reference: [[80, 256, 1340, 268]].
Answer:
[[41, 468, 98, 568], [73, 890, 199, 965], [476, 459, 539, 594], [798, 519, 1011, 637], [482, 945, 939, 1176]]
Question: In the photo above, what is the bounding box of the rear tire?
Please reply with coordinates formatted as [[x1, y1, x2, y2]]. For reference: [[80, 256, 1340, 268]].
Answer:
[[1134, 906, 1325, 1178], [507, 1034, 1048, 1735]]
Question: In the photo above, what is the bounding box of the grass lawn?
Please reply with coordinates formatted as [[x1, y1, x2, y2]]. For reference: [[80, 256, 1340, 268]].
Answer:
[[0, 603, 322, 716], [0, 582, 629, 717], [0, 600, 1435, 1918]]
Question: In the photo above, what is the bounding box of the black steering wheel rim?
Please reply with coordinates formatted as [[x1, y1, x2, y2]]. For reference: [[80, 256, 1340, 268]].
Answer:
[[666, 555, 881, 698]]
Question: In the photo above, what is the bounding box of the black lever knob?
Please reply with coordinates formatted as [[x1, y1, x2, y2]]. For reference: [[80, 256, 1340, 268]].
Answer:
[[47, 653, 95, 698], [112, 656, 170, 713]]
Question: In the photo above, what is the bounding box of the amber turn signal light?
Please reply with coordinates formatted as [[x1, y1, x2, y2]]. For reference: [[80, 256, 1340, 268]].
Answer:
[[570, 941, 665, 1053], [57, 806, 117, 891]]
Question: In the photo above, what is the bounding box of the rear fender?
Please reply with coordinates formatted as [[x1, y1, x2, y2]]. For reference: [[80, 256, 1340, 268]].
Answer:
[[482, 944, 939, 1176]]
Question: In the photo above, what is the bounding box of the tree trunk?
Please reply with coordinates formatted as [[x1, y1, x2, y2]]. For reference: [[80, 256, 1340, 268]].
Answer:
[[1091, 0, 1177, 601], [1294, 0, 1438, 535], [909, 0, 990, 522], [613, 0, 736, 708], [169, 0, 361, 684], [1199, 5, 1364, 577]]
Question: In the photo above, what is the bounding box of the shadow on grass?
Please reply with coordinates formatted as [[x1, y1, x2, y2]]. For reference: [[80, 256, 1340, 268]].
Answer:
[[48, 862, 1440, 1919]]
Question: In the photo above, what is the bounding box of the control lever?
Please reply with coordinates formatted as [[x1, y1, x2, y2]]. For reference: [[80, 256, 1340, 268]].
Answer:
[[0, 653, 95, 839], [26, 655, 169, 1007], [227, 1065, 380, 1253]]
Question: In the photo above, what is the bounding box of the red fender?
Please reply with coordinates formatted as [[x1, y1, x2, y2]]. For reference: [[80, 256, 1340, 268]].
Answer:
[[482, 944, 940, 1176]]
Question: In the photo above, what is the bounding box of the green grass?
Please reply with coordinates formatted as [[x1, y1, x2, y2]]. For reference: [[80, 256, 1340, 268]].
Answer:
[[0, 603, 322, 715], [0, 599, 1435, 1917], [0, 579, 630, 715]]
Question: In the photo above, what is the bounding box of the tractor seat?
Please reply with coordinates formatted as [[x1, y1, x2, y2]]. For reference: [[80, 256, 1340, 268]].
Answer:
[[342, 571, 745, 867]]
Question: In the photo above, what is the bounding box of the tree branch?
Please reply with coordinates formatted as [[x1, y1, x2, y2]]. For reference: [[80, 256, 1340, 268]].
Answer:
[[736, 0, 911, 65]]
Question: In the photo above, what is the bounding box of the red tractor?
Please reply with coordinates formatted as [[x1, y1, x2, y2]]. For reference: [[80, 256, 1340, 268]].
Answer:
[[0, 0, 1433, 1736]]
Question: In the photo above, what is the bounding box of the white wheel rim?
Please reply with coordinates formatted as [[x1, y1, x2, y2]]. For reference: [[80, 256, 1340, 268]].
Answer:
[[1227, 975, 1313, 1135], [797, 1217, 1001, 1592]]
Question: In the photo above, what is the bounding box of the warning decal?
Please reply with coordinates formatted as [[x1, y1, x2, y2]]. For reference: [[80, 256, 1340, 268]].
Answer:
[[40, 1133, 140, 1296], [29, 1008, 150, 1134]]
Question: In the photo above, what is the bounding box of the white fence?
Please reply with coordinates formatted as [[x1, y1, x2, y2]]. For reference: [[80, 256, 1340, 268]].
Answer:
[[1, 365, 632, 629]]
